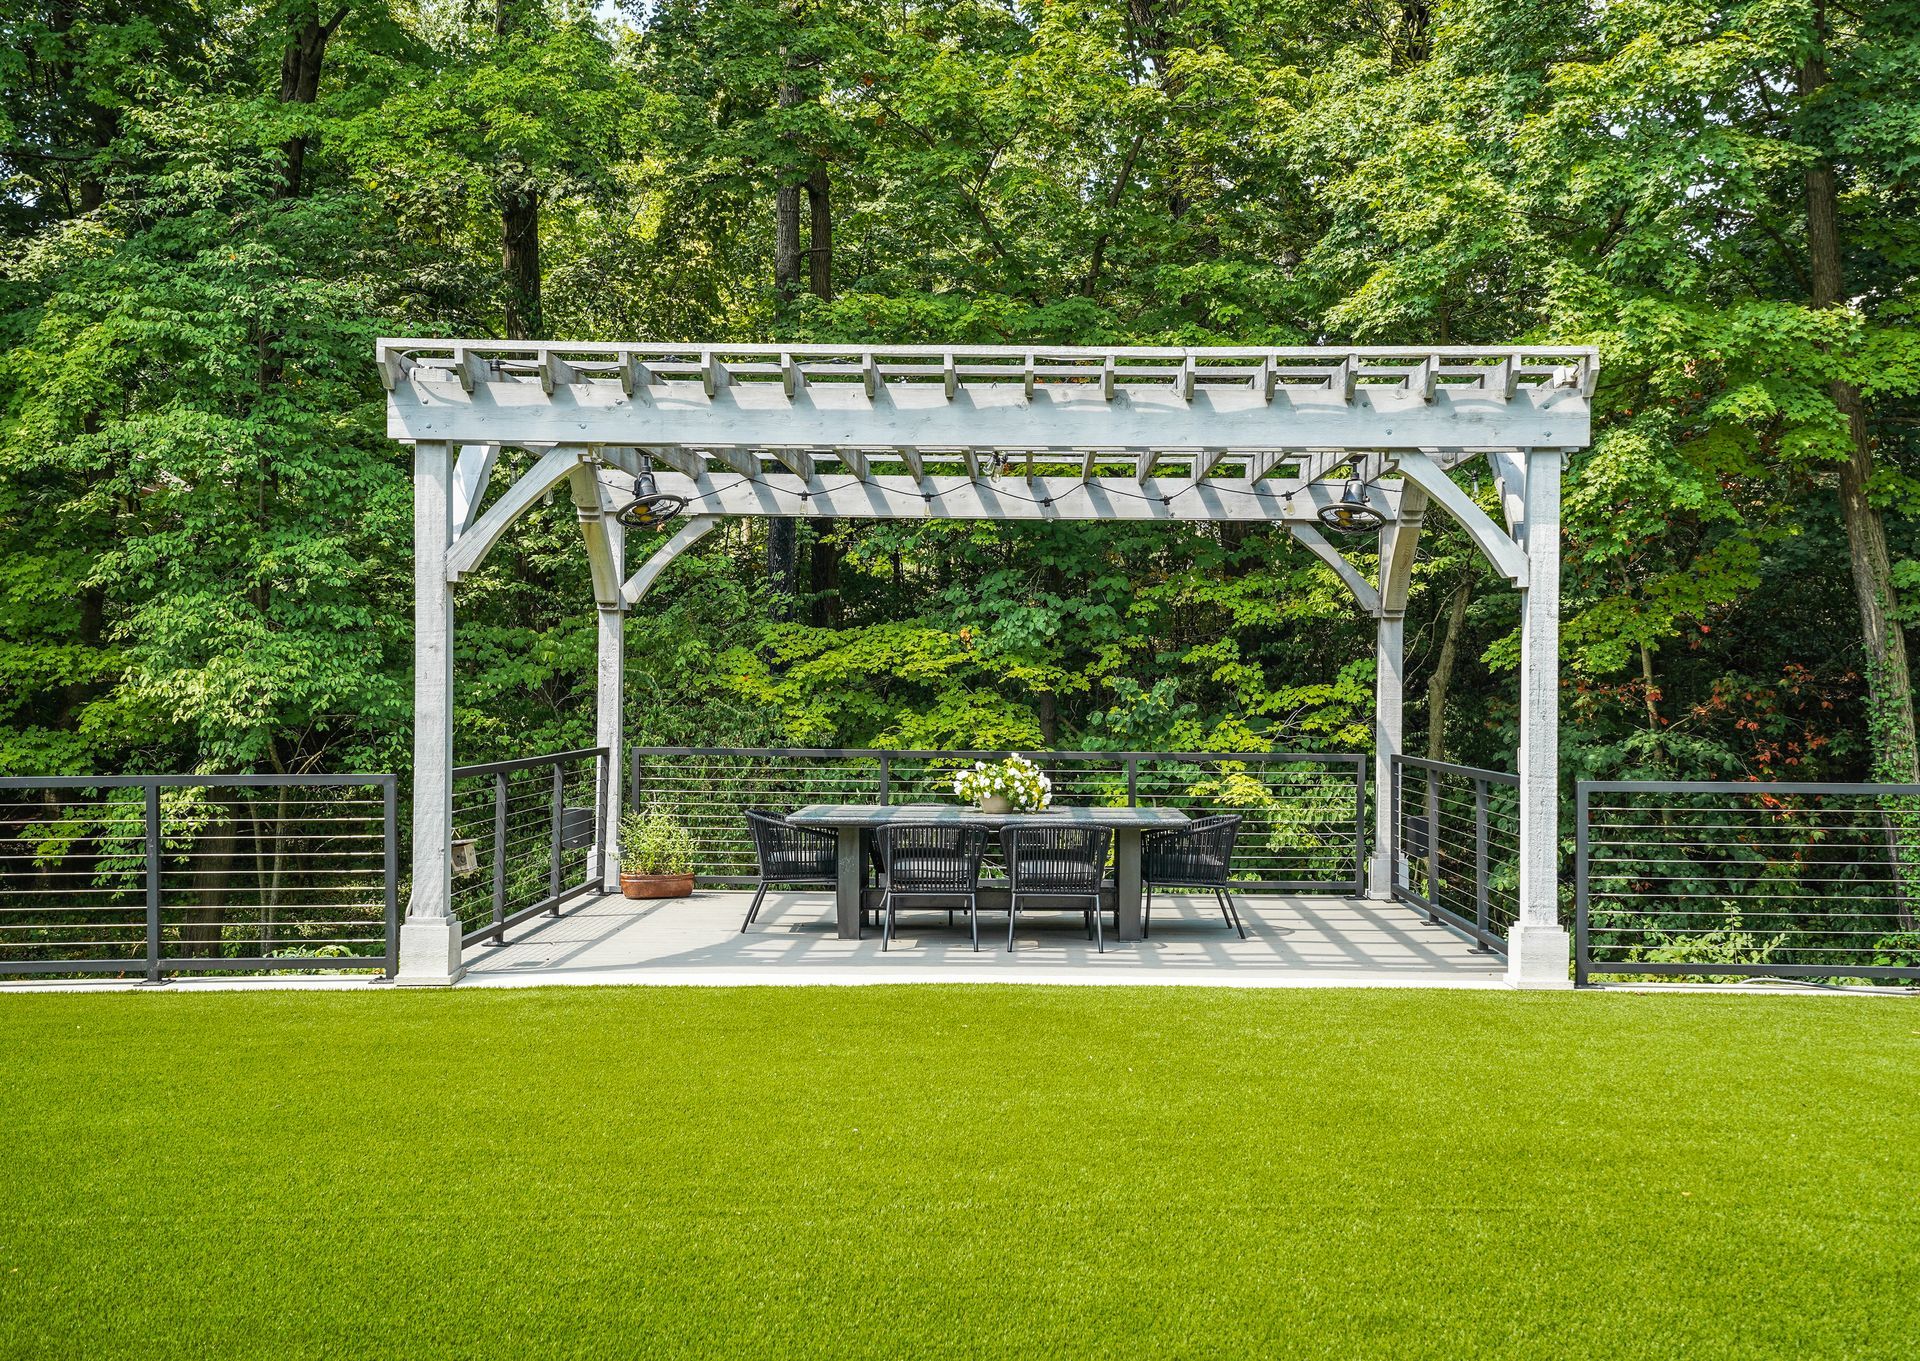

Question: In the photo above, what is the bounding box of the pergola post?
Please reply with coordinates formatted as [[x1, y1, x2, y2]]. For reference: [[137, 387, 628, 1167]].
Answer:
[[397, 439, 466, 985], [1369, 615, 1404, 898], [1369, 488, 1424, 898], [1506, 448, 1570, 986], [594, 523, 625, 893]]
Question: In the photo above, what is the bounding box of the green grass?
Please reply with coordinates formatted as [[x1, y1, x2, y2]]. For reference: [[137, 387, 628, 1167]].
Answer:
[[2, 987, 1916, 1359]]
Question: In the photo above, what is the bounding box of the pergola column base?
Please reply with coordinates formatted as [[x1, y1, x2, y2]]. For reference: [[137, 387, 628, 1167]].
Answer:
[[395, 915, 466, 987], [1503, 922, 1572, 989], [1365, 849, 1395, 900]]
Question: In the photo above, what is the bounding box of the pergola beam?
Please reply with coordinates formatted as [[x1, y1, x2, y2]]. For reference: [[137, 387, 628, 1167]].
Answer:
[[1287, 523, 1381, 615], [383, 341, 1594, 454], [632, 472, 1394, 525]]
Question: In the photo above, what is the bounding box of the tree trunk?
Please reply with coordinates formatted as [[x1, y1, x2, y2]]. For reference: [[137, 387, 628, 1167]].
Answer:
[[1425, 573, 1472, 762], [501, 187, 542, 340], [181, 807, 237, 959], [807, 165, 833, 302], [1123, 0, 1189, 218], [766, 520, 797, 618], [802, 167, 841, 614], [807, 522, 841, 627], [774, 75, 804, 304], [277, 7, 347, 198], [1799, 42, 1918, 783]]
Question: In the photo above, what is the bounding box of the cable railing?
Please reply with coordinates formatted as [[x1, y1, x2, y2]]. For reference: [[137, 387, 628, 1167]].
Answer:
[[1576, 781, 1920, 986], [1390, 756, 1519, 953], [450, 748, 606, 947], [0, 775, 397, 980], [629, 747, 1366, 893]]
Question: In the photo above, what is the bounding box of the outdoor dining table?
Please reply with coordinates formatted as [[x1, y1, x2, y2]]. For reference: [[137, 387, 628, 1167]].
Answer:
[[785, 804, 1192, 942]]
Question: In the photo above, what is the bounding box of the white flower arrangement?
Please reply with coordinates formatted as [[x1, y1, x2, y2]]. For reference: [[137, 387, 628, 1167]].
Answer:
[[952, 754, 1053, 811]]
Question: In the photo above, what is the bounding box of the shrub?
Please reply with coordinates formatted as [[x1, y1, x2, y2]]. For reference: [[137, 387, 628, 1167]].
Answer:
[[620, 806, 695, 876]]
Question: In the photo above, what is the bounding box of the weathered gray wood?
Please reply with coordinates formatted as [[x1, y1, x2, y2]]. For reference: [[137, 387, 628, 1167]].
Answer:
[[835, 825, 862, 940], [567, 464, 622, 608], [451, 443, 498, 532], [386, 364, 1590, 452], [1508, 448, 1569, 985], [789, 804, 1189, 829], [788, 804, 1188, 943], [634, 472, 1393, 525], [1288, 523, 1382, 616], [445, 445, 581, 580], [1115, 826, 1145, 941], [1395, 452, 1527, 585], [620, 515, 720, 607]]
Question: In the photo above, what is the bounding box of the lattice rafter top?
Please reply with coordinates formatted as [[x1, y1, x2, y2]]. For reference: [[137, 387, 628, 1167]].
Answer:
[[381, 341, 1597, 464]]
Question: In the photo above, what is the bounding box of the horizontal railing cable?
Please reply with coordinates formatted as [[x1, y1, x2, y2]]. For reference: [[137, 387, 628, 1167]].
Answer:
[[450, 748, 606, 948], [1575, 781, 1920, 986], [630, 747, 1366, 894], [1389, 755, 1518, 953], [0, 776, 398, 980]]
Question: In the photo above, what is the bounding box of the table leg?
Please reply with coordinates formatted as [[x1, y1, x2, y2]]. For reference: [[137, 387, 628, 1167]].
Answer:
[[837, 826, 863, 940], [1116, 826, 1144, 941]]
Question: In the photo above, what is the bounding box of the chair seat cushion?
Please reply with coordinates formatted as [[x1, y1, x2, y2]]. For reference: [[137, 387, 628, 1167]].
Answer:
[[1144, 851, 1226, 883], [766, 849, 835, 880]]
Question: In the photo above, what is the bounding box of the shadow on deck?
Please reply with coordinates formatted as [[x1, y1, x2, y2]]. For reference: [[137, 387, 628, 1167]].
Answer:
[[460, 890, 1510, 988]]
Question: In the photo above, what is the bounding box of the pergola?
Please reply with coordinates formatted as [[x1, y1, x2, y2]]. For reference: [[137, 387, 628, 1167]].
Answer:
[[382, 340, 1596, 986]]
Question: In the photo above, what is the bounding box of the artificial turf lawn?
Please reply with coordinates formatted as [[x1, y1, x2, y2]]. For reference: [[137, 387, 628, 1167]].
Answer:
[[1, 987, 1915, 1359]]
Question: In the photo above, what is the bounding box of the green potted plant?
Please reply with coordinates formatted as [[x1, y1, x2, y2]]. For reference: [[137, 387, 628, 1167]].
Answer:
[[952, 754, 1053, 814], [619, 805, 696, 898]]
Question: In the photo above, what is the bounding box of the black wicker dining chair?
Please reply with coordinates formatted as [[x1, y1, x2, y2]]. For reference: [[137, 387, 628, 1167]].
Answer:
[[1141, 814, 1247, 938], [999, 823, 1113, 953], [879, 822, 990, 951], [740, 808, 839, 933]]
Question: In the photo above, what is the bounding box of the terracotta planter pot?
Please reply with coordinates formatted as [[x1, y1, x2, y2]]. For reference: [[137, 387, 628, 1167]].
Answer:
[[620, 871, 695, 899]]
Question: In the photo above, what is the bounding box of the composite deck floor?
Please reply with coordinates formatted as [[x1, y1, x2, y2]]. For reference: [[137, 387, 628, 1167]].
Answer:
[[460, 889, 1510, 988]]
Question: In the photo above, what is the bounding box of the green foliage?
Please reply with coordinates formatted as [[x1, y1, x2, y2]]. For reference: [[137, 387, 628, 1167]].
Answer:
[[0, 0, 1914, 794], [620, 803, 694, 875]]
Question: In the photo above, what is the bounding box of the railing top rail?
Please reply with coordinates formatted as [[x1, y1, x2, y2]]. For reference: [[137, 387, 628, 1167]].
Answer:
[[1392, 755, 1518, 785], [1581, 779, 1920, 796], [0, 773, 396, 790], [455, 747, 608, 779], [629, 746, 1365, 765]]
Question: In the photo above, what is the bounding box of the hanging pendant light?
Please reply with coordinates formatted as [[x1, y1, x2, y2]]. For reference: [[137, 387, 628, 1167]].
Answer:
[[1317, 476, 1387, 535], [614, 454, 688, 531]]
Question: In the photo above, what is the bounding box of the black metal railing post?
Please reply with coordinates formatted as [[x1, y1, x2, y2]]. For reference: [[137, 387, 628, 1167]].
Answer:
[[1389, 756, 1400, 893], [594, 750, 609, 891], [549, 761, 563, 914], [878, 753, 892, 806], [1352, 757, 1367, 895], [383, 776, 399, 978], [144, 781, 162, 984], [1474, 776, 1490, 946], [1573, 781, 1590, 986], [1422, 766, 1441, 923], [1125, 756, 1139, 808], [491, 772, 508, 944]]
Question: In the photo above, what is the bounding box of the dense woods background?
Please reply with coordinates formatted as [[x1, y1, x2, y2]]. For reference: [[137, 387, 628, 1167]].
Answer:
[[2, 0, 1916, 792]]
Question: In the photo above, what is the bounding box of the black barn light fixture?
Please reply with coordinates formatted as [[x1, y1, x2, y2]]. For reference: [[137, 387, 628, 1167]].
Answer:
[[1318, 475, 1387, 535], [615, 454, 688, 530]]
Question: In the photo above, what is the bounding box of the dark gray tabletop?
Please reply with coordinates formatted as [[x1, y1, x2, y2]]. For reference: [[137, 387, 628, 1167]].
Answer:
[[788, 803, 1190, 830]]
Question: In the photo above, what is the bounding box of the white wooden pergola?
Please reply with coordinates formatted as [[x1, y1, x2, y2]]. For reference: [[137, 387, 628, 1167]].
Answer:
[[382, 340, 1595, 986]]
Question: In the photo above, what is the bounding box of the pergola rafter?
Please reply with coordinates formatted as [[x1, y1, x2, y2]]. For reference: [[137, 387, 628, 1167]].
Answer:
[[386, 340, 1593, 988]]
